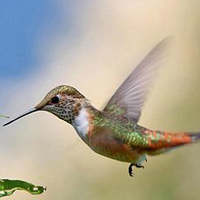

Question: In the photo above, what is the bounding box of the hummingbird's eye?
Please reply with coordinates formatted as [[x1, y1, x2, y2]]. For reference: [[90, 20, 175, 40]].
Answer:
[[51, 96, 60, 104]]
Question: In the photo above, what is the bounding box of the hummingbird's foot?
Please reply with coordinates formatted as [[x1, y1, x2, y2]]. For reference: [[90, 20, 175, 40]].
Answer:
[[128, 163, 145, 177], [135, 164, 144, 169], [128, 163, 134, 177]]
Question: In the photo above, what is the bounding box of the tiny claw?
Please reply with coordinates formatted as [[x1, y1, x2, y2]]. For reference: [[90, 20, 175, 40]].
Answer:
[[135, 164, 144, 169], [128, 163, 134, 177]]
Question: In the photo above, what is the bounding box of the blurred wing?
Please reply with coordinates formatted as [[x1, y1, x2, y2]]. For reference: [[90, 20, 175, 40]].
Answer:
[[103, 37, 172, 123]]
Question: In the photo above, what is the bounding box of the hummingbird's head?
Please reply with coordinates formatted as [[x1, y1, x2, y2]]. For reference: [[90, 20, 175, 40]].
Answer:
[[3, 85, 86, 126]]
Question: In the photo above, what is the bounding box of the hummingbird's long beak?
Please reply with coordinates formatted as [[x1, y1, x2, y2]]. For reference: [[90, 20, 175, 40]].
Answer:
[[3, 107, 39, 127]]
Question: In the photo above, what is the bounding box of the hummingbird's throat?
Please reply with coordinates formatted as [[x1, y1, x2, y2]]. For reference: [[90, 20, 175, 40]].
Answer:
[[49, 100, 83, 124], [50, 105, 74, 124], [72, 108, 91, 138]]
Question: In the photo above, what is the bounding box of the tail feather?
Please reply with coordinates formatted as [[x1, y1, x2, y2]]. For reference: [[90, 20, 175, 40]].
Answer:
[[145, 130, 200, 149], [146, 131, 200, 155], [188, 132, 200, 142]]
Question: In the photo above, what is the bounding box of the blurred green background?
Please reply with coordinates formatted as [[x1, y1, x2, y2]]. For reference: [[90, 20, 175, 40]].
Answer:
[[1, 0, 200, 199]]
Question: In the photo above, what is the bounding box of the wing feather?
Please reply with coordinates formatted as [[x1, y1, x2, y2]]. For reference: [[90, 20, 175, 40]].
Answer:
[[103, 37, 172, 122]]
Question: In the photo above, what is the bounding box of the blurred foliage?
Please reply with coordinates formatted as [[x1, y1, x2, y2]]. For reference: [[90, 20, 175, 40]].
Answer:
[[0, 115, 9, 118]]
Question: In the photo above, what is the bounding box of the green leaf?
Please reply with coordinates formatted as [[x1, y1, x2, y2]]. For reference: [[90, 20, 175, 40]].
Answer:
[[0, 179, 46, 198]]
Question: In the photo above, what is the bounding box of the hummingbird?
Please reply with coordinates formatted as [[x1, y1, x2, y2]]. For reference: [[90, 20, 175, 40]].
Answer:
[[3, 38, 200, 177]]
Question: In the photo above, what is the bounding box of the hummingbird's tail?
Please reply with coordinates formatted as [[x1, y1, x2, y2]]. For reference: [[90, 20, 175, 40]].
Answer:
[[188, 132, 200, 143], [146, 131, 200, 155]]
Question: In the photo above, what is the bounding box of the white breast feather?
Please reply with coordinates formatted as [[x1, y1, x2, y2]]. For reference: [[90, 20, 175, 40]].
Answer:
[[73, 108, 89, 137]]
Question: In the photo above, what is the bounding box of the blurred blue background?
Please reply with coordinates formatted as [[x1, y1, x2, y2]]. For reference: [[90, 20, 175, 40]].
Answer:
[[0, 0, 72, 79]]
